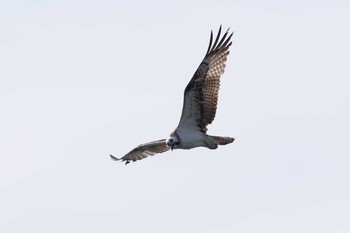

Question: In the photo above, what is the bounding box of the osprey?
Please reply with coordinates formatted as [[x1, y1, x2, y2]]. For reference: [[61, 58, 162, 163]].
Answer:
[[110, 26, 235, 164]]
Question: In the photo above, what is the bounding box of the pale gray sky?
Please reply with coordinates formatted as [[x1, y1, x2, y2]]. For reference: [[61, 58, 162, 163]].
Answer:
[[1, 1, 350, 232]]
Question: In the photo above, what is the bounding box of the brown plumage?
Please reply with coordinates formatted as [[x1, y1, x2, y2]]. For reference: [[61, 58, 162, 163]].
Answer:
[[179, 26, 233, 133], [110, 139, 169, 165]]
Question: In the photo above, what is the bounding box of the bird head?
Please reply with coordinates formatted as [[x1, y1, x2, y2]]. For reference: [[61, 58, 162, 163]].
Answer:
[[166, 134, 180, 151]]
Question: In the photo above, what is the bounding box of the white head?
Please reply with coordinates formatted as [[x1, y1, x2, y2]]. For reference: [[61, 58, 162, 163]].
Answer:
[[166, 132, 180, 150]]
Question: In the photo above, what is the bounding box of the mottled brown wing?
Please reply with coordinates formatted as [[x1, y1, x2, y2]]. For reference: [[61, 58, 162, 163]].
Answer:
[[110, 139, 169, 165], [178, 26, 233, 133]]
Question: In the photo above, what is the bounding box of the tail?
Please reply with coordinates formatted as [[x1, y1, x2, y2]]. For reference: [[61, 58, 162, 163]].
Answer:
[[211, 136, 235, 145]]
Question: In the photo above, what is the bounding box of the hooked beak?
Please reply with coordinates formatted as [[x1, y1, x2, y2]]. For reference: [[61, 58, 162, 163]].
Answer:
[[171, 144, 174, 151]]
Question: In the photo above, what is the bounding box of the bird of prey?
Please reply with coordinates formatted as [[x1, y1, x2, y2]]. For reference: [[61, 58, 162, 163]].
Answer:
[[110, 26, 235, 164]]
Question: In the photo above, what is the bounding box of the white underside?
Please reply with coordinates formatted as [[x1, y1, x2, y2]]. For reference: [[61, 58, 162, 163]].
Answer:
[[175, 127, 212, 149]]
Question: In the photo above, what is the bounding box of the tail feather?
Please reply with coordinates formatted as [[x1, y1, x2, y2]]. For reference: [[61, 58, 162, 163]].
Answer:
[[211, 136, 235, 145]]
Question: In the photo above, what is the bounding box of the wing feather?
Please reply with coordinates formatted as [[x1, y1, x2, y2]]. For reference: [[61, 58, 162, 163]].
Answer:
[[178, 26, 233, 133], [110, 139, 169, 165]]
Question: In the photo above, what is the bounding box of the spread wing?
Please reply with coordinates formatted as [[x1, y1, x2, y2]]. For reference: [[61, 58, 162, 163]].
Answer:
[[110, 139, 169, 165], [177, 26, 233, 133]]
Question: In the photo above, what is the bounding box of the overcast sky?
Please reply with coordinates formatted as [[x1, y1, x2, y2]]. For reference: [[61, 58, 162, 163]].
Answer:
[[1, 1, 350, 232]]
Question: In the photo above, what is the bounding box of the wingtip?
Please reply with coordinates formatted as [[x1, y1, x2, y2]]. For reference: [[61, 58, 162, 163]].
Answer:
[[110, 154, 121, 161], [222, 26, 233, 37]]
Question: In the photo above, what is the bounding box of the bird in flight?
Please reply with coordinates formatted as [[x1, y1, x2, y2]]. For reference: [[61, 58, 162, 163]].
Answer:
[[110, 26, 235, 164]]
